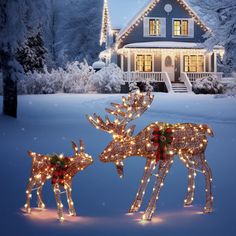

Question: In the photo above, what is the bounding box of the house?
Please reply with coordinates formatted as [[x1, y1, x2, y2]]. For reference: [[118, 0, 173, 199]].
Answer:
[[99, 0, 224, 93]]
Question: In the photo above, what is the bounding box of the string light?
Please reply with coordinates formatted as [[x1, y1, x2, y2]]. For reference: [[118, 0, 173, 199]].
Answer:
[[87, 91, 214, 221], [24, 141, 93, 222]]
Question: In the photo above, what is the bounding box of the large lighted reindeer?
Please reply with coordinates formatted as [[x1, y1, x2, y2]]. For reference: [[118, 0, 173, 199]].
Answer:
[[24, 141, 93, 222], [87, 91, 214, 221]]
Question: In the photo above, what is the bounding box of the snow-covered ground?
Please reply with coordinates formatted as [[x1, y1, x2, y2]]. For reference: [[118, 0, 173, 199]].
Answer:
[[0, 93, 236, 236]]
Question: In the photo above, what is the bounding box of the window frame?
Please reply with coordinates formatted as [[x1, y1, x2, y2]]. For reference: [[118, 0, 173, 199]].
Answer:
[[149, 18, 160, 36], [135, 54, 154, 72], [183, 55, 205, 72], [172, 18, 190, 37]]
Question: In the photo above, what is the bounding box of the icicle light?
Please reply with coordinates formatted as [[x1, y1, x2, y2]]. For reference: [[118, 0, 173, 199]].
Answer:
[[87, 91, 214, 221]]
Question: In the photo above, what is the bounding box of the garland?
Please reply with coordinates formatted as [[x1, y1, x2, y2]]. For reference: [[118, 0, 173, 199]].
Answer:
[[151, 125, 173, 163], [50, 154, 71, 186]]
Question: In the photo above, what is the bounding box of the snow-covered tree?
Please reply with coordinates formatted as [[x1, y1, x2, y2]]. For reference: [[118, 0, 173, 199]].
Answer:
[[55, 0, 103, 66], [16, 32, 47, 73], [0, 0, 48, 117], [190, 0, 236, 74]]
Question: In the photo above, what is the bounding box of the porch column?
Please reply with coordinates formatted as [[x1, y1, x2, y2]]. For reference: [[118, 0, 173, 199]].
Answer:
[[180, 51, 183, 73], [208, 53, 212, 72], [128, 49, 131, 82], [214, 52, 217, 72], [121, 54, 124, 72]]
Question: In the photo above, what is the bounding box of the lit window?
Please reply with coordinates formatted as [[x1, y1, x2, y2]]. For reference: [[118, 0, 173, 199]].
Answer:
[[149, 19, 160, 36], [174, 20, 189, 36], [136, 55, 152, 72], [184, 55, 204, 72]]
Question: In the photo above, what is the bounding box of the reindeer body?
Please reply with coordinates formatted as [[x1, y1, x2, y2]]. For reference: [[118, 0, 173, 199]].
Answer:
[[87, 92, 214, 221], [25, 141, 93, 222]]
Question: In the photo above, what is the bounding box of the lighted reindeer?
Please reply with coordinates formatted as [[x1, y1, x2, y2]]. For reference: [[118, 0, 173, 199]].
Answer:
[[24, 141, 93, 222], [87, 91, 214, 221]]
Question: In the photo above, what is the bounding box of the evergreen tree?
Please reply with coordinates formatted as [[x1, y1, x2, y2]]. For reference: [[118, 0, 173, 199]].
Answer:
[[17, 32, 47, 73]]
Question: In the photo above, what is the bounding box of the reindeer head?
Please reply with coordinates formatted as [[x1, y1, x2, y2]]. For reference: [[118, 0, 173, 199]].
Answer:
[[87, 91, 154, 178], [71, 140, 93, 170]]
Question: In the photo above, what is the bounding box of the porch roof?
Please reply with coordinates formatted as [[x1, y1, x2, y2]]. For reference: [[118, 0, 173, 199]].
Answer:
[[123, 41, 224, 49]]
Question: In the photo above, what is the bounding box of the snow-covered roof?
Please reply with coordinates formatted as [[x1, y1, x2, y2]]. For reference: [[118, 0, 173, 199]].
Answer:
[[123, 42, 224, 49]]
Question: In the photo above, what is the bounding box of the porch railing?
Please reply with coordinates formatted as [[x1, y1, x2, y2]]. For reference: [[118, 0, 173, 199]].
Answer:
[[186, 72, 223, 82], [180, 73, 192, 92], [123, 72, 173, 92]]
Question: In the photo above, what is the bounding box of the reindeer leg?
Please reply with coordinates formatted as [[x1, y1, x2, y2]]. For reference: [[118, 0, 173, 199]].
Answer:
[[25, 177, 35, 214], [37, 182, 46, 209], [129, 159, 156, 213], [142, 159, 173, 221], [200, 154, 213, 213], [180, 154, 196, 206], [65, 181, 76, 216], [53, 183, 64, 222]]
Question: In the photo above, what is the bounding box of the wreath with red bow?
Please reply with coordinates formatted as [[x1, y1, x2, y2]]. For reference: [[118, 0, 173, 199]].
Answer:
[[151, 125, 173, 163], [50, 155, 71, 186]]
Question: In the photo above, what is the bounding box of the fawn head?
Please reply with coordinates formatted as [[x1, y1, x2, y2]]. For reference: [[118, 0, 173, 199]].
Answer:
[[87, 91, 154, 178], [71, 140, 93, 170]]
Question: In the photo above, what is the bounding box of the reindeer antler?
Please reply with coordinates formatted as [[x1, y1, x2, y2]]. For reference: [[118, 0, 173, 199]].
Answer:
[[86, 91, 154, 135]]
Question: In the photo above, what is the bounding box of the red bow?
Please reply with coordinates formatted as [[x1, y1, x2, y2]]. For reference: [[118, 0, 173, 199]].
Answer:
[[151, 127, 173, 164]]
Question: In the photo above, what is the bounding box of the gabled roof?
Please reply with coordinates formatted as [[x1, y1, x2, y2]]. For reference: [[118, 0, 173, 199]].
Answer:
[[117, 0, 209, 42], [100, 0, 211, 46]]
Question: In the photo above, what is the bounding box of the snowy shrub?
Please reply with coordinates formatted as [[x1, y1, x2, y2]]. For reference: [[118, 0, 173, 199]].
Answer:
[[128, 81, 153, 92], [129, 82, 139, 92], [63, 61, 95, 93], [89, 63, 124, 93], [193, 75, 224, 94], [18, 61, 95, 94]]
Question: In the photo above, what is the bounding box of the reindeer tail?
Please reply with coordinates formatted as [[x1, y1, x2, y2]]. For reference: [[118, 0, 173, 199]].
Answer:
[[202, 125, 214, 137]]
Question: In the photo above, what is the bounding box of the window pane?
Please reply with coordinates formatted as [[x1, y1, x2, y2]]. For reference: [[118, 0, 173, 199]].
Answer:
[[145, 55, 152, 72], [136, 55, 144, 72], [174, 20, 181, 36], [182, 20, 188, 36], [184, 56, 189, 72], [197, 55, 204, 72], [149, 19, 160, 36], [189, 55, 197, 72]]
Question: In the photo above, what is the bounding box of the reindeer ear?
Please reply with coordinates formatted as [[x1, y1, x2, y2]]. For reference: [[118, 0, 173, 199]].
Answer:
[[71, 141, 79, 155], [80, 140, 85, 153], [27, 151, 35, 157]]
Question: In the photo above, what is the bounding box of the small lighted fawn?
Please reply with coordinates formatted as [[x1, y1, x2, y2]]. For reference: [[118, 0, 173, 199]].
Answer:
[[24, 141, 93, 222], [87, 92, 214, 221]]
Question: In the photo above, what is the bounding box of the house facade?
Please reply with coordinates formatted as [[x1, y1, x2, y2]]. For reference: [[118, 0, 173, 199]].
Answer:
[[99, 0, 224, 93]]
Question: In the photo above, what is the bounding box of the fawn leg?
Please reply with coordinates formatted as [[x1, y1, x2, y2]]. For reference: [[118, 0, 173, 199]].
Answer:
[[25, 178, 35, 213], [53, 183, 64, 222], [200, 154, 213, 213], [180, 155, 196, 206], [142, 159, 173, 221], [129, 159, 156, 213], [37, 182, 46, 209], [65, 182, 76, 216]]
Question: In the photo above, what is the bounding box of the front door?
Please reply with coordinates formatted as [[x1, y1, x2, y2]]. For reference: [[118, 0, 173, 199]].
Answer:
[[162, 53, 175, 82]]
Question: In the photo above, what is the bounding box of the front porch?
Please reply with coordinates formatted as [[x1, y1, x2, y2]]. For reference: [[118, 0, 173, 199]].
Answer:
[[123, 71, 223, 93], [115, 43, 224, 93]]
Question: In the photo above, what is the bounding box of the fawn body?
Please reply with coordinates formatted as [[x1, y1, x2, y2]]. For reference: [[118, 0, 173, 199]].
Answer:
[[25, 141, 93, 222]]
